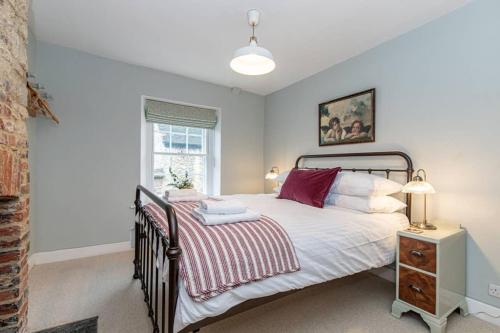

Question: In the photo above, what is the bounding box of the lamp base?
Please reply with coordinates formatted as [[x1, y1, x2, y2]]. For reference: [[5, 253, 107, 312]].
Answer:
[[411, 221, 437, 230]]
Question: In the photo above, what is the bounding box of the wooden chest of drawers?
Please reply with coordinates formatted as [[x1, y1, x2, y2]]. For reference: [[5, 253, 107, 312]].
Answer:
[[392, 226, 467, 333]]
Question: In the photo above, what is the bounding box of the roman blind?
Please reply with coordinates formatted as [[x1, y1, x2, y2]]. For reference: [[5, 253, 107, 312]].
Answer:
[[144, 99, 217, 129]]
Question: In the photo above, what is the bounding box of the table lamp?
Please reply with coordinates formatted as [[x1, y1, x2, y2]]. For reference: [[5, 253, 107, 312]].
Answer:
[[265, 166, 279, 180], [402, 169, 436, 230]]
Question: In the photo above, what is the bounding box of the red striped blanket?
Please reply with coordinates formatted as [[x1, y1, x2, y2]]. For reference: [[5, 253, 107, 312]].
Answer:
[[145, 201, 300, 302]]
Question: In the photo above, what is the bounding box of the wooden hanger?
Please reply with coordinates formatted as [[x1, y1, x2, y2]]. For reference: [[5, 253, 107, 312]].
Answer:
[[27, 82, 60, 124]]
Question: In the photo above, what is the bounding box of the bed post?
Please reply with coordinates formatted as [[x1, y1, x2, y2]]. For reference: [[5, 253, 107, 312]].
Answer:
[[399, 151, 414, 222], [133, 188, 141, 279], [405, 166, 413, 222], [165, 207, 181, 333]]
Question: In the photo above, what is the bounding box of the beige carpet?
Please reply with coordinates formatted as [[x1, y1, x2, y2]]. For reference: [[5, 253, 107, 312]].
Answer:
[[28, 251, 498, 333]]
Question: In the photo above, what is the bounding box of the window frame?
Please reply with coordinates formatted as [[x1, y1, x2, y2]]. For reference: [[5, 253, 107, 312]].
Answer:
[[145, 122, 215, 196], [141, 95, 220, 197]]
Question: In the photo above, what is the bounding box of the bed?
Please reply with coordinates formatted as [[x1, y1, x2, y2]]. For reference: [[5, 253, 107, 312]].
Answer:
[[133, 151, 414, 333]]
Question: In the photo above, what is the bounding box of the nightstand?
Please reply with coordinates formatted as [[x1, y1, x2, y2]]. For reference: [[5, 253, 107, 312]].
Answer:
[[391, 225, 467, 333]]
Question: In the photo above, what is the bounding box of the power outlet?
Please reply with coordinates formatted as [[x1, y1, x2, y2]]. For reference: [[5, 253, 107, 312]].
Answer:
[[489, 283, 500, 298]]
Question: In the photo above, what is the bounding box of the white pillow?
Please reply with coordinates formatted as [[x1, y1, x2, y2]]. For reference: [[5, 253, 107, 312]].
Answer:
[[326, 194, 407, 213], [276, 170, 290, 183], [272, 171, 290, 193], [331, 172, 403, 196]]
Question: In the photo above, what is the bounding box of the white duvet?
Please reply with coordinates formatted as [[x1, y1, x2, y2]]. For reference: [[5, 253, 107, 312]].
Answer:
[[173, 194, 408, 332]]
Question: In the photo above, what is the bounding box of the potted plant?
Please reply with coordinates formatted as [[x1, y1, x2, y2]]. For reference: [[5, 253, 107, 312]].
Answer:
[[168, 168, 194, 189]]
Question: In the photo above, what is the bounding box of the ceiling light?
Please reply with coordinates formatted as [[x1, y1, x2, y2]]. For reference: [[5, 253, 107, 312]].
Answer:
[[230, 10, 275, 76]]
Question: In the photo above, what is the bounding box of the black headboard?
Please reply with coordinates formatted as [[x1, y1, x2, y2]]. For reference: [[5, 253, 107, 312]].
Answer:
[[294, 151, 414, 220]]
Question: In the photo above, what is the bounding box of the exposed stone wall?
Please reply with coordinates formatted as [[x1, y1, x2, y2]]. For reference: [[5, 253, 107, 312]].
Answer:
[[0, 0, 30, 331]]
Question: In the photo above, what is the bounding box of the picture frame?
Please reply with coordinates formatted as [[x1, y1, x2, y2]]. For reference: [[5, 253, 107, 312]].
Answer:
[[319, 88, 375, 146]]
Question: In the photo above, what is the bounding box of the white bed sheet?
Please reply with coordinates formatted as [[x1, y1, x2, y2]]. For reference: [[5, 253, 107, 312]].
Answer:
[[174, 194, 408, 332]]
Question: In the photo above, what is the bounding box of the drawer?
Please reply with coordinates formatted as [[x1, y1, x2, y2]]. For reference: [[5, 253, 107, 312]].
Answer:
[[399, 236, 436, 273], [399, 266, 436, 314]]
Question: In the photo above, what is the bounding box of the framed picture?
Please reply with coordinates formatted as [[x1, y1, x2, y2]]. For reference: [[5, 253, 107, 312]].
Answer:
[[319, 88, 375, 146]]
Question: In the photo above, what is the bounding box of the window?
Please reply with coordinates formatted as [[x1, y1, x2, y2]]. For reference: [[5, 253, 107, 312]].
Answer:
[[151, 123, 213, 195]]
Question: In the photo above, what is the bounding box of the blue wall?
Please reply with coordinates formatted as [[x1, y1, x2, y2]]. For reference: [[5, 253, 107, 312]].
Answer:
[[265, 0, 500, 308], [29, 42, 265, 253]]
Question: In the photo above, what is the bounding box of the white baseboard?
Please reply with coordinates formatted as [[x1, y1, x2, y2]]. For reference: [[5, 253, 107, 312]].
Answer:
[[467, 297, 500, 327], [28, 241, 132, 269]]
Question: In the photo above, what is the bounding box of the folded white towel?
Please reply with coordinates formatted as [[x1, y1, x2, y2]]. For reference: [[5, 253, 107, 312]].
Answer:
[[199, 199, 247, 215], [166, 194, 208, 202], [191, 207, 260, 225], [165, 188, 198, 198]]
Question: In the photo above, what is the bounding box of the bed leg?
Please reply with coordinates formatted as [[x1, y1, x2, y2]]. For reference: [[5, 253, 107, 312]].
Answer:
[[133, 221, 140, 279], [167, 249, 181, 333]]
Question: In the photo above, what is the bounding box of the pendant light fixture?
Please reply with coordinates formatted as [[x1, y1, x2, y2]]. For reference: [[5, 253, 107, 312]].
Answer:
[[230, 9, 276, 76]]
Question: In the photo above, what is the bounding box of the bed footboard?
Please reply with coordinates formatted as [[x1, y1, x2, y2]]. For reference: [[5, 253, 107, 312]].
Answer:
[[134, 185, 180, 333]]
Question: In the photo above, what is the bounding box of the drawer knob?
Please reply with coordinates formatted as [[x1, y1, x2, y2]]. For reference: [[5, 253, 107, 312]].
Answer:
[[408, 284, 423, 293], [410, 249, 424, 257]]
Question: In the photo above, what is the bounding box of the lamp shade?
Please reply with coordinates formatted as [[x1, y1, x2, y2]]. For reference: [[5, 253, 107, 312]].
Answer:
[[265, 172, 278, 180], [230, 40, 276, 76], [265, 166, 279, 180], [402, 180, 436, 194]]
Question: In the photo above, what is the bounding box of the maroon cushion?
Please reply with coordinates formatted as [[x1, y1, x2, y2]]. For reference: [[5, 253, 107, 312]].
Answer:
[[277, 167, 341, 208]]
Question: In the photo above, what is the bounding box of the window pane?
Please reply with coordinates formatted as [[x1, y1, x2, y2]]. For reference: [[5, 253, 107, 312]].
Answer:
[[157, 124, 170, 133], [154, 132, 169, 153], [151, 123, 209, 195], [172, 125, 186, 133], [154, 124, 207, 154], [171, 134, 187, 153], [161, 134, 171, 150], [188, 135, 203, 153], [153, 154, 206, 194], [188, 127, 202, 135], [153, 124, 170, 153]]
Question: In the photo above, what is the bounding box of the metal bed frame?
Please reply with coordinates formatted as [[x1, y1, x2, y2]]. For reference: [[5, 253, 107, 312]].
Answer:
[[133, 151, 414, 333]]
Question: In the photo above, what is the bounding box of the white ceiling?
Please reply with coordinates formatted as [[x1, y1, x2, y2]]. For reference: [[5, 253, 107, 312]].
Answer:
[[31, 0, 470, 95]]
